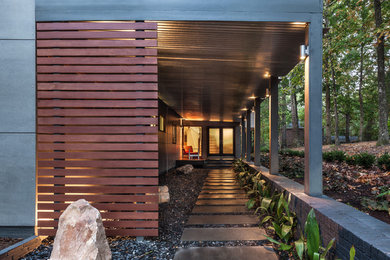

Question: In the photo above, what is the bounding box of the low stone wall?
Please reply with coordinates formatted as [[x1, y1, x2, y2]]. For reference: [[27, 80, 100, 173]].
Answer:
[[246, 162, 390, 260]]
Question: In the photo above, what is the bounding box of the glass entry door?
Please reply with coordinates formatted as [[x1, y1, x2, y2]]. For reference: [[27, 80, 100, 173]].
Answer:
[[208, 128, 234, 155]]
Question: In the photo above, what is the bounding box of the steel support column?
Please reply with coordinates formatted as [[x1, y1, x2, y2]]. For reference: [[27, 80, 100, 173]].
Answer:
[[304, 15, 323, 196], [269, 76, 279, 174], [241, 116, 246, 160], [246, 109, 252, 162], [254, 98, 261, 166]]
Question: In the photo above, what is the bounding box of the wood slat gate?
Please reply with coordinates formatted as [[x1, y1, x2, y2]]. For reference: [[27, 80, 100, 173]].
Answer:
[[36, 21, 159, 236]]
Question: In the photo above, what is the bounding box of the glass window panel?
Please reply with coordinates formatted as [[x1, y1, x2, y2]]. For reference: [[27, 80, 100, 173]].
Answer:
[[209, 128, 220, 154], [223, 128, 234, 154]]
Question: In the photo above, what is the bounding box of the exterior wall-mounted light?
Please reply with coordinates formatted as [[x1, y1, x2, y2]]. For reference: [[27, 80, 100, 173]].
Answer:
[[264, 72, 271, 78], [300, 44, 309, 60], [265, 87, 270, 98], [249, 95, 256, 100]]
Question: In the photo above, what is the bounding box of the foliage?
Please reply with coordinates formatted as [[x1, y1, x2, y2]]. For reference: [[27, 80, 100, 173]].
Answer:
[[294, 209, 336, 260], [280, 149, 305, 158], [277, 0, 390, 145], [361, 197, 389, 215], [377, 152, 390, 170], [346, 152, 376, 168], [322, 150, 346, 162], [233, 160, 337, 259]]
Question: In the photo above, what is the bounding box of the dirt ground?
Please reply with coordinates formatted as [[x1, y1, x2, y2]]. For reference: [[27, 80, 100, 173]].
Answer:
[[293, 141, 390, 156], [0, 237, 23, 251]]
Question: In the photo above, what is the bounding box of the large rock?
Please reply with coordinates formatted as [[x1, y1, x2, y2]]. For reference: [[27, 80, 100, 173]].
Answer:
[[49, 199, 112, 260], [159, 185, 170, 203], [177, 164, 194, 174]]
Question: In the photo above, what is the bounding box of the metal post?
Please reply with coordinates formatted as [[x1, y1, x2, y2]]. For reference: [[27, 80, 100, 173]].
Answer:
[[246, 109, 252, 162], [254, 98, 261, 166], [304, 15, 323, 196], [269, 76, 279, 174], [241, 116, 246, 160]]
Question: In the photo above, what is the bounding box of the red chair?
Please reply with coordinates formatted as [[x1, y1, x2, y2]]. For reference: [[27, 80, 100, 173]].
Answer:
[[182, 146, 200, 159]]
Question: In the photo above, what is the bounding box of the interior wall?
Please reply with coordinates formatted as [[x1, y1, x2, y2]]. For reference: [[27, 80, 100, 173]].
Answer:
[[158, 100, 181, 174]]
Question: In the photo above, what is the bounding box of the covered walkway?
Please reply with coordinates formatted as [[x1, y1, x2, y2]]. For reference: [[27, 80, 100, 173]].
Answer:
[[174, 169, 277, 260]]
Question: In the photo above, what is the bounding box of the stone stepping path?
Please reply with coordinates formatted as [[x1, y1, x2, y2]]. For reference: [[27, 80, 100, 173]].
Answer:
[[174, 246, 278, 260], [192, 205, 249, 214], [175, 168, 277, 259], [181, 227, 266, 241], [187, 215, 259, 225]]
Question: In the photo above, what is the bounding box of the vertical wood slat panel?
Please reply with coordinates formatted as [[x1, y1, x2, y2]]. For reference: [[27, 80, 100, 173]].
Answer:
[[36, 21, 158, 237]]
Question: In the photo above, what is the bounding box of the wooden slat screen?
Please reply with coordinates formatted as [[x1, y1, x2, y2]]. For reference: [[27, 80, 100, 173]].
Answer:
[[36, 21, 159, 237]]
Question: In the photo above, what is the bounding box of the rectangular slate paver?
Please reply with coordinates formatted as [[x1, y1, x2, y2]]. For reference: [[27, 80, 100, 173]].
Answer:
[[203, 183, 239, 186], [196, 199, 247, 205], [173, 246, 278, 260], [186, 214, 259, 225], [205, 180, 236, 183], [200, 190, 245, 194], [198, 194, 247, 199], [192, 205, 250, 214], [181, 227, 266, 241], [202, 186, 241, 190]]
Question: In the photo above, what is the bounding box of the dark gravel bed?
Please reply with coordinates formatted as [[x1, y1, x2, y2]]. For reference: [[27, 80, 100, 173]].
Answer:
[[21, 168, 208, 260]]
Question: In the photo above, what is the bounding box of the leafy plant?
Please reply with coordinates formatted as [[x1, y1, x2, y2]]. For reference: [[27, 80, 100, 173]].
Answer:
[[280, 149, 305, 157], [361, 197, 389, 215], [349, 153, 376, 168], [349, 245, 355, 260], [377, 152, 390, 170], [323, 150, 346, 162], [294, 209, 335, 260]]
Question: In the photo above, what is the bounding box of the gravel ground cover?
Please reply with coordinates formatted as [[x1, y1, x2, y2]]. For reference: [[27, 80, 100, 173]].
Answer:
[[21, 168, 208, 260]]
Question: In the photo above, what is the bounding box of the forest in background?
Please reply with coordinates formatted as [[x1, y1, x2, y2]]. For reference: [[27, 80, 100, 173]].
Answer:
[[260, 0, 389, 148]]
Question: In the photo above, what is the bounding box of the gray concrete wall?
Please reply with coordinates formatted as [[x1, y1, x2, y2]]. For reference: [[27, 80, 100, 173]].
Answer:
[[0, 0, 36, 233], [36, 0, 321, 22]]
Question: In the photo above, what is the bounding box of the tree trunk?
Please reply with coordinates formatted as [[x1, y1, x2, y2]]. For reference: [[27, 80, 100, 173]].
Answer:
[[324, 56, 332, 144], [359, 43, 365, 142], [345, 112, 350, 143], [374, 0, 389, 145], [290, 90, 299, 147], [331, 59, 340, 146], [280, 88, 287, 148]]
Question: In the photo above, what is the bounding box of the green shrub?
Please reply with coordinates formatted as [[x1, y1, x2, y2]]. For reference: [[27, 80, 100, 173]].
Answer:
[[280, 149, 304, 157], [322, 150, 346, 162], [345, 155, 355, 165], [348, 152, 376, 168], [377, 153, 390, 170], [261, 146, 270, 153]]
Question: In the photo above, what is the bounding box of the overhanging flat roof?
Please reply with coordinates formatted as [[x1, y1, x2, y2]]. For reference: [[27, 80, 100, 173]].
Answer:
[[157, 21, 306, 121]]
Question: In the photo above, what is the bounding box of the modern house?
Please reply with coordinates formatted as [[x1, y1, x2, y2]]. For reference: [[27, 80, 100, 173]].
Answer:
[[0, 0, 323, 238]]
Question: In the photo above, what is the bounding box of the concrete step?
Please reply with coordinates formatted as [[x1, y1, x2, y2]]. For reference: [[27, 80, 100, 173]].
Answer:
[[181, 227, 266, 241], [186, 214, 259, 225], [192, 205, 249, 214], [174, 246, 278, 260]]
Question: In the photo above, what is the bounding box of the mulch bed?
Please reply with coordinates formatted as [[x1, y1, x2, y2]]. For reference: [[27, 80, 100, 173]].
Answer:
[[293, 141, 390, 156], [0, 237, 23, 251], [262, 154, 390, 224], [22, 168, 208, 260]]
